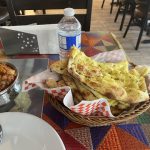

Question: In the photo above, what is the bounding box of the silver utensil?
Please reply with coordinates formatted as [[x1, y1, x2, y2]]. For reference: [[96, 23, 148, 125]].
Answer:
[[0, 124, 3, 143]]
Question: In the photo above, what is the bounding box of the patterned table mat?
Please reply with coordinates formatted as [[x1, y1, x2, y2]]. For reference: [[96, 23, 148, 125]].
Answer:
[[81, 32, 123, 57], [42, 32, 150, 149], [42, 98, 150, 150]]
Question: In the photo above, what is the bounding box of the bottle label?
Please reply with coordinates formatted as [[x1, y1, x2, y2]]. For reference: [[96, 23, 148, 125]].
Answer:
[[58, 34, 81, 51]]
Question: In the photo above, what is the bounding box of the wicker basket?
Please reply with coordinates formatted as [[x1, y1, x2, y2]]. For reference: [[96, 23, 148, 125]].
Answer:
[[48, 95, 150, 127], [48, 59, 150, 126]]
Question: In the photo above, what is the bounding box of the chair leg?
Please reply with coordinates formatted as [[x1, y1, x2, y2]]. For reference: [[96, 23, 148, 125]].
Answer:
[[21, 10, 25, 15], [43, 9, 46, 14], [123, 15, 134, 38], [135, 18, 147, 50], [116, 0, 119, 6], [119, 2, 129, 31], [114, 4, 121, 22], [101, 0, 105, 8], [146, 29, 150, 35], [110, 0, 114, 14], [146, 23, 150, 35]]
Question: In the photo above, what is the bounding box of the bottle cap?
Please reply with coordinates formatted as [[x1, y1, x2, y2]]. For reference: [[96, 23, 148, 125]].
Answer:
[[64, 8, 75, 16]]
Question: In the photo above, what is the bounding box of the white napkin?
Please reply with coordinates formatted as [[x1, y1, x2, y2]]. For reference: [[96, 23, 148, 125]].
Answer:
[[3, 24, 59, 54]]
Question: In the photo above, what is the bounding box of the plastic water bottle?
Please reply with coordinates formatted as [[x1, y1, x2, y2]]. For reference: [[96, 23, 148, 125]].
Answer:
[[58, 8, 81, 60]]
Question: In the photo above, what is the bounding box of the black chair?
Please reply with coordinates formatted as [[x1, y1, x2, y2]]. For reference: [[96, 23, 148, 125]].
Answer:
[[6, 0, 93, 31], [101, 0, 119, 14], [123, 0, 150, 50], [0, 7, 9, 25], [0, 0, 9, 25], [114, 0, 136, 31]]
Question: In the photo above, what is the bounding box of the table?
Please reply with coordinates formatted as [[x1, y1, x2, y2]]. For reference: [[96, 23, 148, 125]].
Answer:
[[0, 27, 150, 150]]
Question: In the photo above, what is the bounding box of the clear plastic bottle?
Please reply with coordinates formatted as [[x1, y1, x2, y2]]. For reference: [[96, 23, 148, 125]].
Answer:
[[58, 8, 81, 60]]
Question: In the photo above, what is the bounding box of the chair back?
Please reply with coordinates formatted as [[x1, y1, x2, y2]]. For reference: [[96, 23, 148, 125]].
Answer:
[[6, 0, 93, 31], [0, 0, 6, 6], [141, 0, 150, 19]]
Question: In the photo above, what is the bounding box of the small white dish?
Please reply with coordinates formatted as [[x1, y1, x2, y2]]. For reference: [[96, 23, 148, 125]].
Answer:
[[0, 112, 65, 150]]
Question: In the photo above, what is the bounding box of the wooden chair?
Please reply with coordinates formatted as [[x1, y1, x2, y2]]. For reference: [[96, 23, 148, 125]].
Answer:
[[5, 0, 93, 31], [123, 0, 150, 50]]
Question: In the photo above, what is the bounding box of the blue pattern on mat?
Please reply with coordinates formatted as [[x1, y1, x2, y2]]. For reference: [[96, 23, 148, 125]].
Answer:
[[118, 124, 149, 146], [43, 102, 70, 129], [90, 126, 110, 150]]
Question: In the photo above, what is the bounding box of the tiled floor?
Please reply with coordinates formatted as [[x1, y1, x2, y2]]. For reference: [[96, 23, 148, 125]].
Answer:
[[91, 0, 150, 65]]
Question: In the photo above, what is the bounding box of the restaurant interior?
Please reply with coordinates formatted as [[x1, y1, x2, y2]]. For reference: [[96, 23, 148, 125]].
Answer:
[[0, 0, 149, 64], [0, 0, 150, 150]]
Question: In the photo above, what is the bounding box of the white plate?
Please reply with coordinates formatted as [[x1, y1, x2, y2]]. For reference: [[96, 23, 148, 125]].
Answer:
[[0, 112, 65, 150]]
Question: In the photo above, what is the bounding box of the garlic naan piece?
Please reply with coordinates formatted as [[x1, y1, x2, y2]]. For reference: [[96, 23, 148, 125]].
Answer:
[[68, 47, 149, 104], [62, 74, 83, 104], [50, 60, 68, 74]]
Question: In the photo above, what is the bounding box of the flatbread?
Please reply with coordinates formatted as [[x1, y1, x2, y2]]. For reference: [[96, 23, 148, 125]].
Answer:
[[68, 47, 149, 104], [62, 74, 83, 104], [73, 78, 97, 101], [75, 79, 119, 107], [57, 80, 66, 87], [50, 60, 68, 74], [44, 79, 66, 88], [134, 66, 150, 77]]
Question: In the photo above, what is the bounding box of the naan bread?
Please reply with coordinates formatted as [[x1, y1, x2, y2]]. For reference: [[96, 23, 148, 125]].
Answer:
[[73, 78, 97, 101], [57, 80, 66, 87], [74, 76, 130, 109], [68, 47, 149, 104], [75, 78, 120, 107], [134, 66, 150, 77], [62, 74, 83, 104], [50, 60, 68, 74], [45, 79, 66, 88]]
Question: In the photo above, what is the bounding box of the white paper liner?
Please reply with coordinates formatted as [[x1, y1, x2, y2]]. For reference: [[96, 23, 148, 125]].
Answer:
[[91, 49, 127, 62]]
